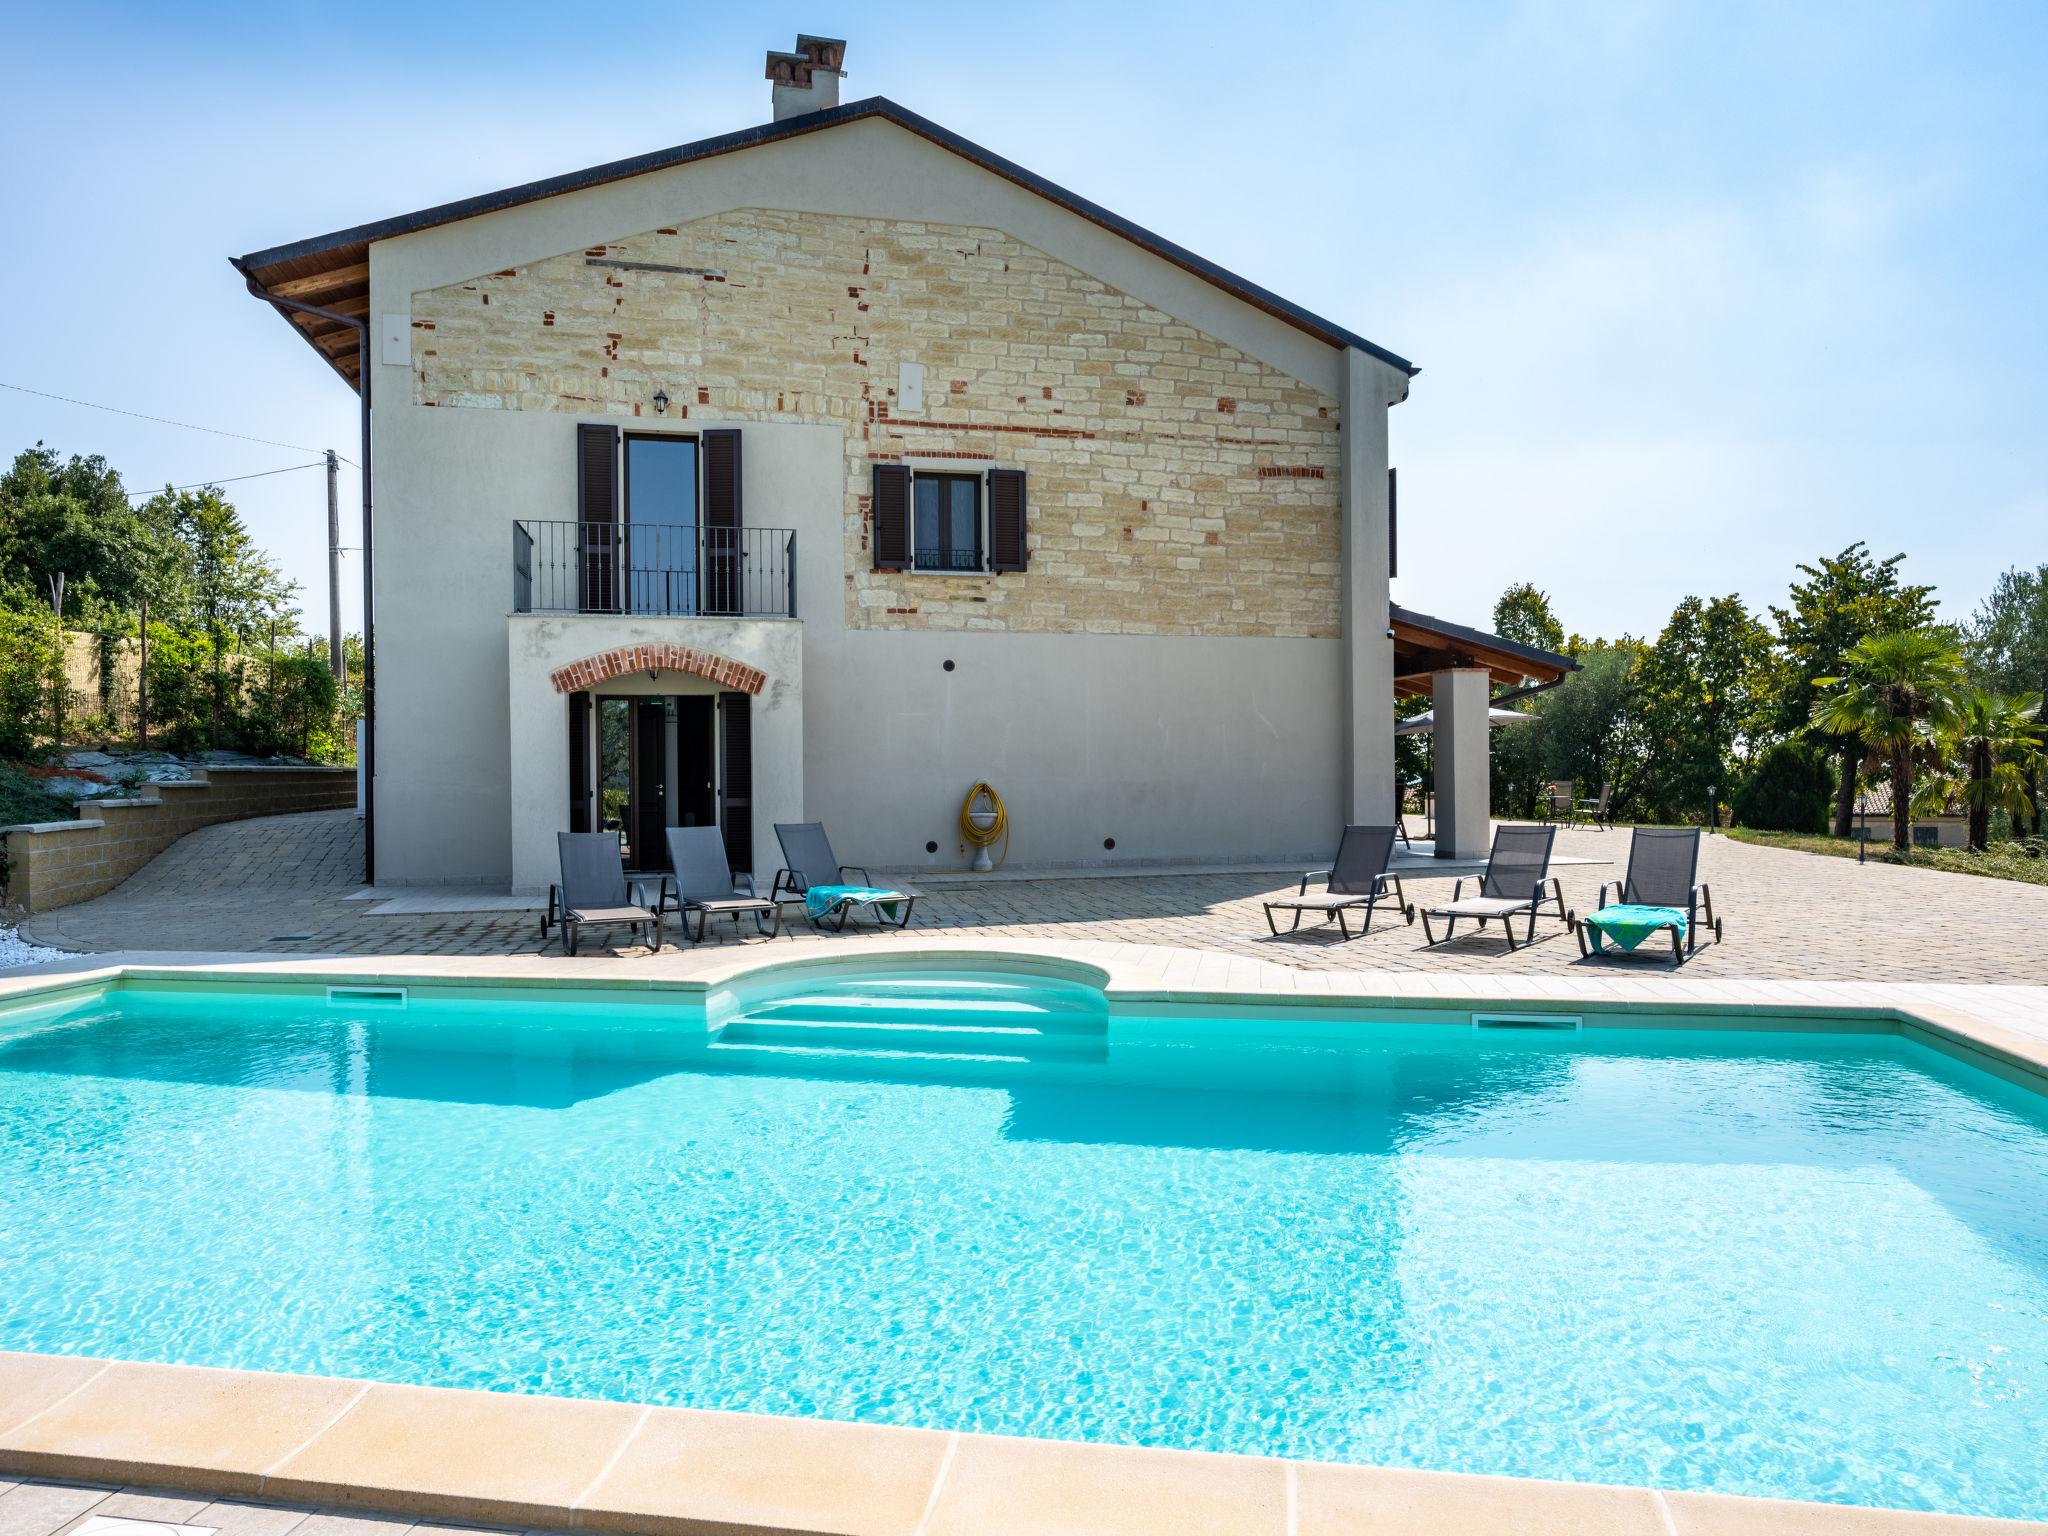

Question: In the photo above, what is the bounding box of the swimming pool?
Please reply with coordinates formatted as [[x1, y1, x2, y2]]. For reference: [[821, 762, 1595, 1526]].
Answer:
[[2, 968, 2045, 1520]]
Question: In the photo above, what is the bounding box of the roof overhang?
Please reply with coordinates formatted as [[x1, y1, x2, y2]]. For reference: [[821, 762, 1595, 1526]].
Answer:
[[231, 96, 1417, 394], [1390, 604, 1578, 698]]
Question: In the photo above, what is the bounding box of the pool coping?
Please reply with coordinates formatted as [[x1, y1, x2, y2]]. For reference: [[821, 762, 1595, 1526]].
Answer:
[[4, 942, 2047, 1535]]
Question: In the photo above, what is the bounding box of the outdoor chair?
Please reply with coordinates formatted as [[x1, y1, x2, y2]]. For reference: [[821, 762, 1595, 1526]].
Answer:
[[659, 826, 781, 943], [1418, 824, 1571, 951], [1574, 827, 1721, 963], [542, 831, 663, 955], [1262, 825, 1413, 940], [1571, 782, 1612, 829], [1540, 781, 1574, 824], [771, 822, 916, 930]]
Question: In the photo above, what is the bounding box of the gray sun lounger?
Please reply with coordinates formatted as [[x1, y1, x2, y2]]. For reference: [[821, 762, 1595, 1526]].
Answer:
[[659, 825, 781, 942], [770, 822, 916, 930], [1419, 824, 1571, 951], [1263, 825, 1413, 939], [1574, 826, 1722, 963], [542, 831, 663, 955]]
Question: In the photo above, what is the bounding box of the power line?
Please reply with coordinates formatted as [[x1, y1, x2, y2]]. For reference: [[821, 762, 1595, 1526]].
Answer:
[[0, 379, 357, 465], [125, 461, 329, 499]]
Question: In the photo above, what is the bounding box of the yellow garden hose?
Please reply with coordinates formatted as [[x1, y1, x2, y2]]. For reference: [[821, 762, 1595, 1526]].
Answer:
[[960, 781, 1010, 871]]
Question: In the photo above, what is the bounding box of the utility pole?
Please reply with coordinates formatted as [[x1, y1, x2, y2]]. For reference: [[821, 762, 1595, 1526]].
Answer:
[[326, 449, 345, 683], [48, 573, 65, 754], [137, 596, 149, 752]]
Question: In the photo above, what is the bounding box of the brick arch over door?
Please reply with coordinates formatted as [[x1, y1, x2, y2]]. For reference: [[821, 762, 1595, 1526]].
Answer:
[[548, 643, 767, 696]]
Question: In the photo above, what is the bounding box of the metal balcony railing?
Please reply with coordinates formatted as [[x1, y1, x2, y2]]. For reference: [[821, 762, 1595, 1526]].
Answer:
[[513, 521, 797, 618]]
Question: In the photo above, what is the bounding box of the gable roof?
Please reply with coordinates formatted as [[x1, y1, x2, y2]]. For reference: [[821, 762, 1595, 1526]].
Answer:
[[230, 96, 1417, 392]]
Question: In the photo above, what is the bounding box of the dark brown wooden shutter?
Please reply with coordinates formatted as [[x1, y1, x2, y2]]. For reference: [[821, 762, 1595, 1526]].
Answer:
[[871, 462, 911, 570], [567, 691, 592, 833], [718, 691, 753, 874], [577, 423, 619, 612], [703, 428, 743, 614], [988, 468, 1028, 572]]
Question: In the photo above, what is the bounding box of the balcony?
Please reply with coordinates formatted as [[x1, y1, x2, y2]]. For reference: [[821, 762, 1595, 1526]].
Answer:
[[513, 520, 797, 619]]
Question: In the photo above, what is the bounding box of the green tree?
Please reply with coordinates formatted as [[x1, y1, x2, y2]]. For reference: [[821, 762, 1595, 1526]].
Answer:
[[141, 487, 297, 747], [1637, 595, 1774, 823], [1966, 565, 2048, 834], [1535, 639, 1648, 813], [1769, 543, 1935, 837], [1811, 630, 1967, 851], [1492, 583, 1567, 655], [1918, 689, 2043, 851], [0, 444, 174, 618], [1731, 742, 1836, 833], [1486, 584, 1567, 815]]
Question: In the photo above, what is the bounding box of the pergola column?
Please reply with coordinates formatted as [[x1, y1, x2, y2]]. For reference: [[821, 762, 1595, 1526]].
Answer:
[[1432, 668, 1492, 859]]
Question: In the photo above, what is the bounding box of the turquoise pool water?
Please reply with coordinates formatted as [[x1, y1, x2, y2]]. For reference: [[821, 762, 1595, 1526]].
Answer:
[[3, 973, 2046, 1519]]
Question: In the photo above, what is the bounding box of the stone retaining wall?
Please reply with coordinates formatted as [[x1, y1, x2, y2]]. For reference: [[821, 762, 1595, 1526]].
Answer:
[[2, 767, 356, 913]]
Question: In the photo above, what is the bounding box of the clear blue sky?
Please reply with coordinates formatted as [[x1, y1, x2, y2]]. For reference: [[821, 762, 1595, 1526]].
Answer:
[[2, 1, 2041, 643]]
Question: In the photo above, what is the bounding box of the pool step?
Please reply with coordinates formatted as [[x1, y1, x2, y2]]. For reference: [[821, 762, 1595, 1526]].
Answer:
[[752, 975, 1104, 1009], [715, 1011, 1106, 1063], [737, 991, 1098, 1028]]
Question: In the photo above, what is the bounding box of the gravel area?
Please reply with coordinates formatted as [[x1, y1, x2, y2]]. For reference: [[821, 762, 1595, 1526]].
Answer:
[[0, 924, 68, 969]]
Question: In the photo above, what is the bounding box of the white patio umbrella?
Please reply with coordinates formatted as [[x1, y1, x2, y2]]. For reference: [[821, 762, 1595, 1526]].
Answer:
[[1395, 706, 1537, 735]]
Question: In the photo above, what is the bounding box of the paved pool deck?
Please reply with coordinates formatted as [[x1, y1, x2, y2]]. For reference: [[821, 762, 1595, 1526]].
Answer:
[[20, 810, 2048, 983]]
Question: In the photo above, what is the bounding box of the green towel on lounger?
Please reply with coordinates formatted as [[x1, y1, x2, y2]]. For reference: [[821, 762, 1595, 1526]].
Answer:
[[1582, 904, 1686, 952], [804, 884, 907, 921]]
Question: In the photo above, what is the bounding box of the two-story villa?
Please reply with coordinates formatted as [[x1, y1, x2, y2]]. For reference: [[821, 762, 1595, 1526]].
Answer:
[[233, 36, 1569, 891]]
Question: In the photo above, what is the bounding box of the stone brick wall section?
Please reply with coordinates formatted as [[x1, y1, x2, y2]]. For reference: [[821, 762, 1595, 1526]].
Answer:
[[411, 207, 1343, 638], [1, 766, 357, 914]]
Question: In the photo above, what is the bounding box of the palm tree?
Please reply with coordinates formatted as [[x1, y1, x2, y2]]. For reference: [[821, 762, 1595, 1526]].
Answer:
[[1918, 689, 2043, 851], [1811, 630, 1966, 850]]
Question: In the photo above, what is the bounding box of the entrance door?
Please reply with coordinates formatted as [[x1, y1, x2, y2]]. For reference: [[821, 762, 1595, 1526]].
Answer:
[[631, 700, 668, 869], [672, 696, 716, 829], [577, 692, 735, 871]]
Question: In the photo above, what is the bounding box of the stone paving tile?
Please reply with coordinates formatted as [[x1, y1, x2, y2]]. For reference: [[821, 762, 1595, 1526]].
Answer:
[[0, 1485, 113, 1536], [87, 1492, 217, 1523], [21, 812, 2048, 983], [0, 1484, 520, 1536]]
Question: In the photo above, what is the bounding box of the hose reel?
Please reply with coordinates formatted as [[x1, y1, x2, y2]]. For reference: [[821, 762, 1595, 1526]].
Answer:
[[959, 781, 1009, 872]]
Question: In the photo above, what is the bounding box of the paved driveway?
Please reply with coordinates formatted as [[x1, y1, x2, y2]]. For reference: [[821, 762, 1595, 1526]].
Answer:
[[20, 809, 2048, 982]]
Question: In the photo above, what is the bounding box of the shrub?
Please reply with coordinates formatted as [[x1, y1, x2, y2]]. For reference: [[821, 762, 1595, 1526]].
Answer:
[[1732, 742, 1836, 833], [0, 605, 61, 758]]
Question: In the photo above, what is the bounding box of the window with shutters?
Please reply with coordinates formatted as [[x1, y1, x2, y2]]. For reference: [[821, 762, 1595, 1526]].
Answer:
[[871, 465, 1027, 575]]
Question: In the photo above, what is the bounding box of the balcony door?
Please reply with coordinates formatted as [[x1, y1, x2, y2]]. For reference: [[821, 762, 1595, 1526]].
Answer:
[[623, 434, 700, 616]]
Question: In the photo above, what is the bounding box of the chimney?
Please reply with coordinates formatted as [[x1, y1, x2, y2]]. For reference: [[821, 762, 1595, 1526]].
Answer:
[[765, 34, 847, 120]]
